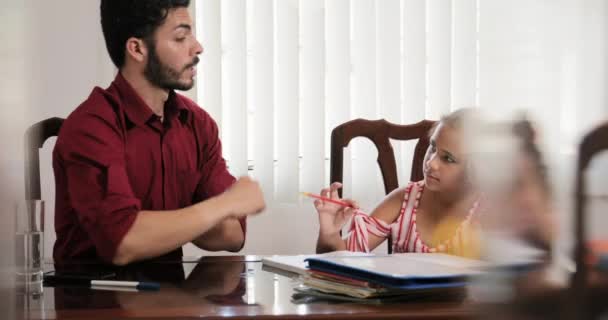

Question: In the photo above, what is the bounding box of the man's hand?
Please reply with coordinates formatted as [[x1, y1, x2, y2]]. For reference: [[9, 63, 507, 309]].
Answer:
[[220, 176, 266, 218]]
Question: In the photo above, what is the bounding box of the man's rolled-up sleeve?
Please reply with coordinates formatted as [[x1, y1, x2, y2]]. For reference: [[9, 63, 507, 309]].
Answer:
[[59, 113, 140, 263]]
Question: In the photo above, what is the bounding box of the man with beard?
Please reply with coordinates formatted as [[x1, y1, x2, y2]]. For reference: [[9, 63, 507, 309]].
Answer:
[[52, 0, 265, 266]]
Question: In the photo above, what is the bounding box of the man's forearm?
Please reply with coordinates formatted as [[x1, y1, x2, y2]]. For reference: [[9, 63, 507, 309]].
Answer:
[[113, 196, 232, 265], [192, 218, 245, 252]]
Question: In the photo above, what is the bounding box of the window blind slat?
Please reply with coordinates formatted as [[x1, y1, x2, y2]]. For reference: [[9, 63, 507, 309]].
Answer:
[[427, 0, 452, 119], [351, 0, 377, 119], [451, 0, 477, 109], [221, 0, 248, 176], [299, 0, 326, 194], [402, 0, 427, 181], [376, 0, 403, 182], [478, 0, 520, 112], [250, 0, 274, 196], [195, 0, 222, 124], [325, 0, 351, 193], [377, 0, 401, 122], [403, 0, 427, 122], [275, 0, 300, 202], [351, 0, 383, 208]]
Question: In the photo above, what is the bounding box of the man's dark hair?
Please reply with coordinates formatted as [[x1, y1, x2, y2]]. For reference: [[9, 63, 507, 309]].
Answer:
[[100, 0, 191, 68]]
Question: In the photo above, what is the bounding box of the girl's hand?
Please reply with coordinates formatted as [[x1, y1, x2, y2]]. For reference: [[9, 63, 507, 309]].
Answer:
[[315, 182, 359, 236]]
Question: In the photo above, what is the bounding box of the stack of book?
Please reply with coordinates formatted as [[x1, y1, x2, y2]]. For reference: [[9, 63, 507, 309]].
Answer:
[[305, 254, 486, 302], [264, 252, 487, 303]]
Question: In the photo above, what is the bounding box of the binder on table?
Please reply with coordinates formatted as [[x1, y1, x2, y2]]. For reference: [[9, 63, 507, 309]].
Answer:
[[304, 253, 487, 289]]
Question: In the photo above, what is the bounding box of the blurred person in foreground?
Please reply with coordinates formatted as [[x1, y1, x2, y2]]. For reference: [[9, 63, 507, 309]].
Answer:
[[471, 116, 556, 259]]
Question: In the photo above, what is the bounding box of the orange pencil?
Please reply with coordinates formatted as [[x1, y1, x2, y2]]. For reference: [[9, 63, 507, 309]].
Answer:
[[300, 192, 355, 208]]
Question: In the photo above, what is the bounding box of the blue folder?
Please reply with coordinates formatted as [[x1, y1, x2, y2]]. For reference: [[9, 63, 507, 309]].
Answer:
[[305, 254, 485, 290]]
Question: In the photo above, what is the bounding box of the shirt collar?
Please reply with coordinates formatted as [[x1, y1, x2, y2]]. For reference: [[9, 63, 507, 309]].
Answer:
[[111, 73, 189, 127], [165, 90, 190, 125]]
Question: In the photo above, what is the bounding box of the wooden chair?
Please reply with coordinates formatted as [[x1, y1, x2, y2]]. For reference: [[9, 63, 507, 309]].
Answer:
[[24, 117, 64, 200], [330, 118, 436, 254], [571, 121, 608, 318]]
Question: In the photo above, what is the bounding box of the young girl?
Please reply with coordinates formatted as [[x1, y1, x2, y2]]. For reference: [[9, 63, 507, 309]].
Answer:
[[315, 109, 482, 256]]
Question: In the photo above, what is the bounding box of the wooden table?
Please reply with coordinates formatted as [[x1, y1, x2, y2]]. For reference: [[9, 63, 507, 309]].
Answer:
[[18, 255, 473, 319]]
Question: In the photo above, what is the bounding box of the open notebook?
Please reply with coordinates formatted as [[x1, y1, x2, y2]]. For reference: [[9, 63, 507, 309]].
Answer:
[[261, 251, 374, 276]]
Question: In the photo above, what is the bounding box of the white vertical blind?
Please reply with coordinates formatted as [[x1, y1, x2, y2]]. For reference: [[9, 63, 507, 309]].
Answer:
[[250, 0, 274, 195], [299, 0, 326, 194], [195, 0, 222, 123], [194, 0, 608, 207], [351, 0, 383, 207], [575, 0, 608, 139], [426, 0, 452, 119], [451, 0, 477, 109], [377, 0, 403, 181], [221, 0, 248, 176], [275, 0, 300, 202], [402, 0, 427, 181], [376, 0, 401, 122], [402, 0, 427, 122], [325, 0, 351, 196], [478, 0, 562, 151]]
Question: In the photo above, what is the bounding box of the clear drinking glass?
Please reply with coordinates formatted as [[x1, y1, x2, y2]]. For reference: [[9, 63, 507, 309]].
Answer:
[[15, 200, 45, 295]]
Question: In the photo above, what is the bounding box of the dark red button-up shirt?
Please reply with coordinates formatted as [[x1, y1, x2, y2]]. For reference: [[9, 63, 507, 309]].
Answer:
[[53, 73, 241, 265]]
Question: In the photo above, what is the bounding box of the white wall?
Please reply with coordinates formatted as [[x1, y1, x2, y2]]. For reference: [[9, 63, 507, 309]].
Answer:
[[2, 1, 27, 318]]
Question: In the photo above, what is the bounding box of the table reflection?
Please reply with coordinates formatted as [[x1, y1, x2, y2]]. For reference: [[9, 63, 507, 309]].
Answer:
[[52, 257, 249, 311], [22, 256, 474, 319]]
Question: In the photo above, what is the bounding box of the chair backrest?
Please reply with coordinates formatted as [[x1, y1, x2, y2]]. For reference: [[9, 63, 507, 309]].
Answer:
[[330, 118, 436, 253], [24, 117, 64, 200], [571, 121, 608, 318]]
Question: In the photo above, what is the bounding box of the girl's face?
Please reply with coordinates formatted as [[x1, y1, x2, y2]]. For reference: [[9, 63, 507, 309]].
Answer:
[[423, 123, 467, 193]]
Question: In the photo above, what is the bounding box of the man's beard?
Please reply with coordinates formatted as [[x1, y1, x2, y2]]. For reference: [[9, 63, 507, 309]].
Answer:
[[144, 41, 199, 91]]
